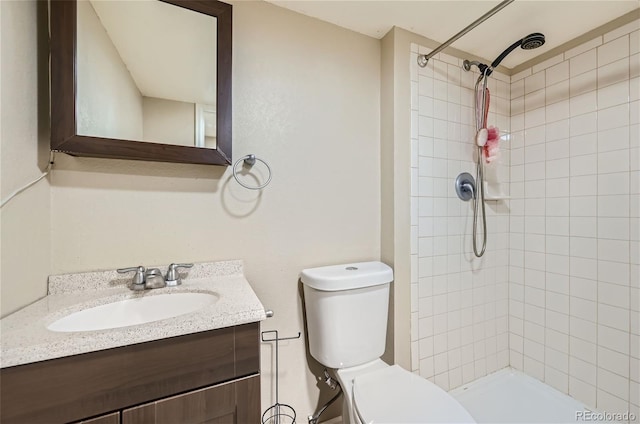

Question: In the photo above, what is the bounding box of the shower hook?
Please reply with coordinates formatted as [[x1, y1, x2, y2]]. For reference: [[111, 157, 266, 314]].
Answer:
[[232, 154, 272, 190]]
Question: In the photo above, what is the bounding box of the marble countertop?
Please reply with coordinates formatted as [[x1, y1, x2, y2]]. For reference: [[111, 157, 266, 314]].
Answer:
[[0, 260, 267, 368]]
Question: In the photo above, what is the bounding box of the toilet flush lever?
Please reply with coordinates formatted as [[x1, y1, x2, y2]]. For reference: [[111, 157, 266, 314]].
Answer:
[[165, 263, 193, 286]]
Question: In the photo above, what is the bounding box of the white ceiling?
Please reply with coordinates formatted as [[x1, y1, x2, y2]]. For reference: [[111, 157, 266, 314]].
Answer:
[[265, 1, 639, 69], [90, 0, 217, 105]]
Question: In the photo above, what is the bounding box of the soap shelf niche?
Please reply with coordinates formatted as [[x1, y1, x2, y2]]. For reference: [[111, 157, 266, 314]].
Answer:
[[483, 181, 510, 201]]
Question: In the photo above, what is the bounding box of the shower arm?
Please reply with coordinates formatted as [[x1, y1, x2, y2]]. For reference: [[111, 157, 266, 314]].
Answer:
[[417, 0, 514, 68]]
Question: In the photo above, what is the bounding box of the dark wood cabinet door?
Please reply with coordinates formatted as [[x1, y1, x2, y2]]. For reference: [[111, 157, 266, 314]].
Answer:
[[76, 412, 120, 424], [122, 375, 260, 424]]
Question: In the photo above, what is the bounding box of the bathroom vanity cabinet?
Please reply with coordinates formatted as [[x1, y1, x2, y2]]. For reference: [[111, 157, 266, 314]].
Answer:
[[0, 322, 260, 424]]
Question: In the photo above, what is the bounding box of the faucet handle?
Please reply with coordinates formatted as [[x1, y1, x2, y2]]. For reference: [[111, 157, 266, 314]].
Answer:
[[165, 263, 193, 286], [117, 266, 146, 290]]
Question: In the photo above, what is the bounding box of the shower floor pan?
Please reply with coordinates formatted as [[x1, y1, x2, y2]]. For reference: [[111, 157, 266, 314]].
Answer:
[[451, 368, 616, 423]]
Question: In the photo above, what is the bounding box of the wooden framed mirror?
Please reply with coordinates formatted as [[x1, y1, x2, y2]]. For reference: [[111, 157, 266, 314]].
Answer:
[[50, 0, 232, 166]]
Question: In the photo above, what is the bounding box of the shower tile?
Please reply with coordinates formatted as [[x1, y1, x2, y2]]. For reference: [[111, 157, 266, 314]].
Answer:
[[570, 236, 598, 259], [546, 272, 570, 295], [598, 103, 629, 131], [571, 91, 599, 117], [548, 254, 570, 275], [571, 297, 598, 322], [546, 60, 570, 86], [533, 54, 564, 75], [598, 217, 630, 240], [570, 217, 597, 237], [569, 195, 596, 216], [545, 366, 569, 394], [604, 20, 640, 43], [598, 81, 630, 110], [598, 303, 630, 332], [546, 119, 570, 142], [419, 75, 434, 97], [565, 36, 602, 60], [570, 317, 597, 342], [631, 30, 640, 55], [570, 336, 597, 364], [571, 276, 598, 302], [598, 238, 631, 264], [570, 377, 597, 408], [512, 68, 532, 83], [525, 107, 546, 128], [546, 100, 570, 123], [433, 60, 448, 81], [546, 158, 570, 179], [546, 196, 570, 216], [597, 368, 630, 401], [598, 57, 630, 88], [598, 125, 630, 154], [434, 79, 448, 101], [570, 257, 598, 280], [525, 71, 546, 95], [598, 345, 630, 378], [523, 356, 545, 381], [598, 325, 630, 355], [598, 35, 630, 68], [597, 195, 630, 217], [447, 64, 461, 86], [546, 80, 570, 105], [419, 355, 434, 377], [598, 260, 630, 286], [570, 175, 597, 196], [570, 69, 597, 97], [512, 79, 525, 99], [570, 153, 597, 176], [525, 124, 546, 145], [525, 89, 546, 111], [570, 49, 597, 78], [569, 112, 597, 137], [525, 144, 545, 163], [546, 329, 569, 356], [570, 356, 597, 385], [570, 132, 598, 156]]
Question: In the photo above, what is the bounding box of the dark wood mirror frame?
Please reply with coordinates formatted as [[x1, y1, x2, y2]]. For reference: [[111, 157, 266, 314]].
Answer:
[[50, 0, 232, 166]]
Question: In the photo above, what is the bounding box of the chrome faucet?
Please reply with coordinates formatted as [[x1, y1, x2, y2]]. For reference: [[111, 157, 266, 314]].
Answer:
[[144, 268, 166, 289], [117, 266, 146, 291], [165, 263, 193, 286], [117, 266, 167, 290]]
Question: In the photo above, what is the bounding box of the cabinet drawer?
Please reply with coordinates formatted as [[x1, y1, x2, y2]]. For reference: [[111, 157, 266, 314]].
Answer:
[[1, 323, 259, 423], [122, 375, 260, 424]]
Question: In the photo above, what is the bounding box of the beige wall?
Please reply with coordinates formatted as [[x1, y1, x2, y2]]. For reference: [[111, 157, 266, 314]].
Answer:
[[76, 0, 143, 140], [48, 0, 380, 417], [142, 97, 195, 146], [0, 0, 51, 317]]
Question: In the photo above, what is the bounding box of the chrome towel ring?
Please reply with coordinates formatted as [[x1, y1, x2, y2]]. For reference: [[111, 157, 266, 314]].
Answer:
[[232, 154, 272, 190]]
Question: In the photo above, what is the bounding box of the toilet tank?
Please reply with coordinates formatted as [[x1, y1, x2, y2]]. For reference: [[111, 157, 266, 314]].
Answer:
[[300, 262, 393, 369]]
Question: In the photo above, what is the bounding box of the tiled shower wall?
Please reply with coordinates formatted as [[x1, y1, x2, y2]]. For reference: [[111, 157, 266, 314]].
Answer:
[[508, 23, 639, 417], [409, 45, 511, 391], [410, 19, 639, 417]]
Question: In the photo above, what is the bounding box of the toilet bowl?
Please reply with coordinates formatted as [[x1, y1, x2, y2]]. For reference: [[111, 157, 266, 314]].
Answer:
[[301, 262, 475, 424]]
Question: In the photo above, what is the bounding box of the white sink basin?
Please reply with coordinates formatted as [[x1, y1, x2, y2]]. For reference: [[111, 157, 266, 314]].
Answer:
[[47, 292, 218, 332]]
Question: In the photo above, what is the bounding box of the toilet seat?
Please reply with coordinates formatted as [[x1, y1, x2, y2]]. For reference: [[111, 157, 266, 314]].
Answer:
[[353, 365, 476, 423]]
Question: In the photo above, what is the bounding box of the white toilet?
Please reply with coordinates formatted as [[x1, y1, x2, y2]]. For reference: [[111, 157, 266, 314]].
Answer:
[[301, 261, 476, 424]]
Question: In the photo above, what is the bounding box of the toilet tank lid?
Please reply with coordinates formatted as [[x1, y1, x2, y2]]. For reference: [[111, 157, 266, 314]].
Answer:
[[300, 261, 393, 291]]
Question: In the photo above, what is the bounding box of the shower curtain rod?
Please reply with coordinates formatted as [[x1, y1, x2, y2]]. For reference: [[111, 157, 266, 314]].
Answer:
[[417, 0, 515, 68]]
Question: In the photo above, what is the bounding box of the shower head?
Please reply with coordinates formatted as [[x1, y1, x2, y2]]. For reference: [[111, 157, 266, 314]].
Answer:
[[490, 32, 546, 69], [521, 32, 546, 50]]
